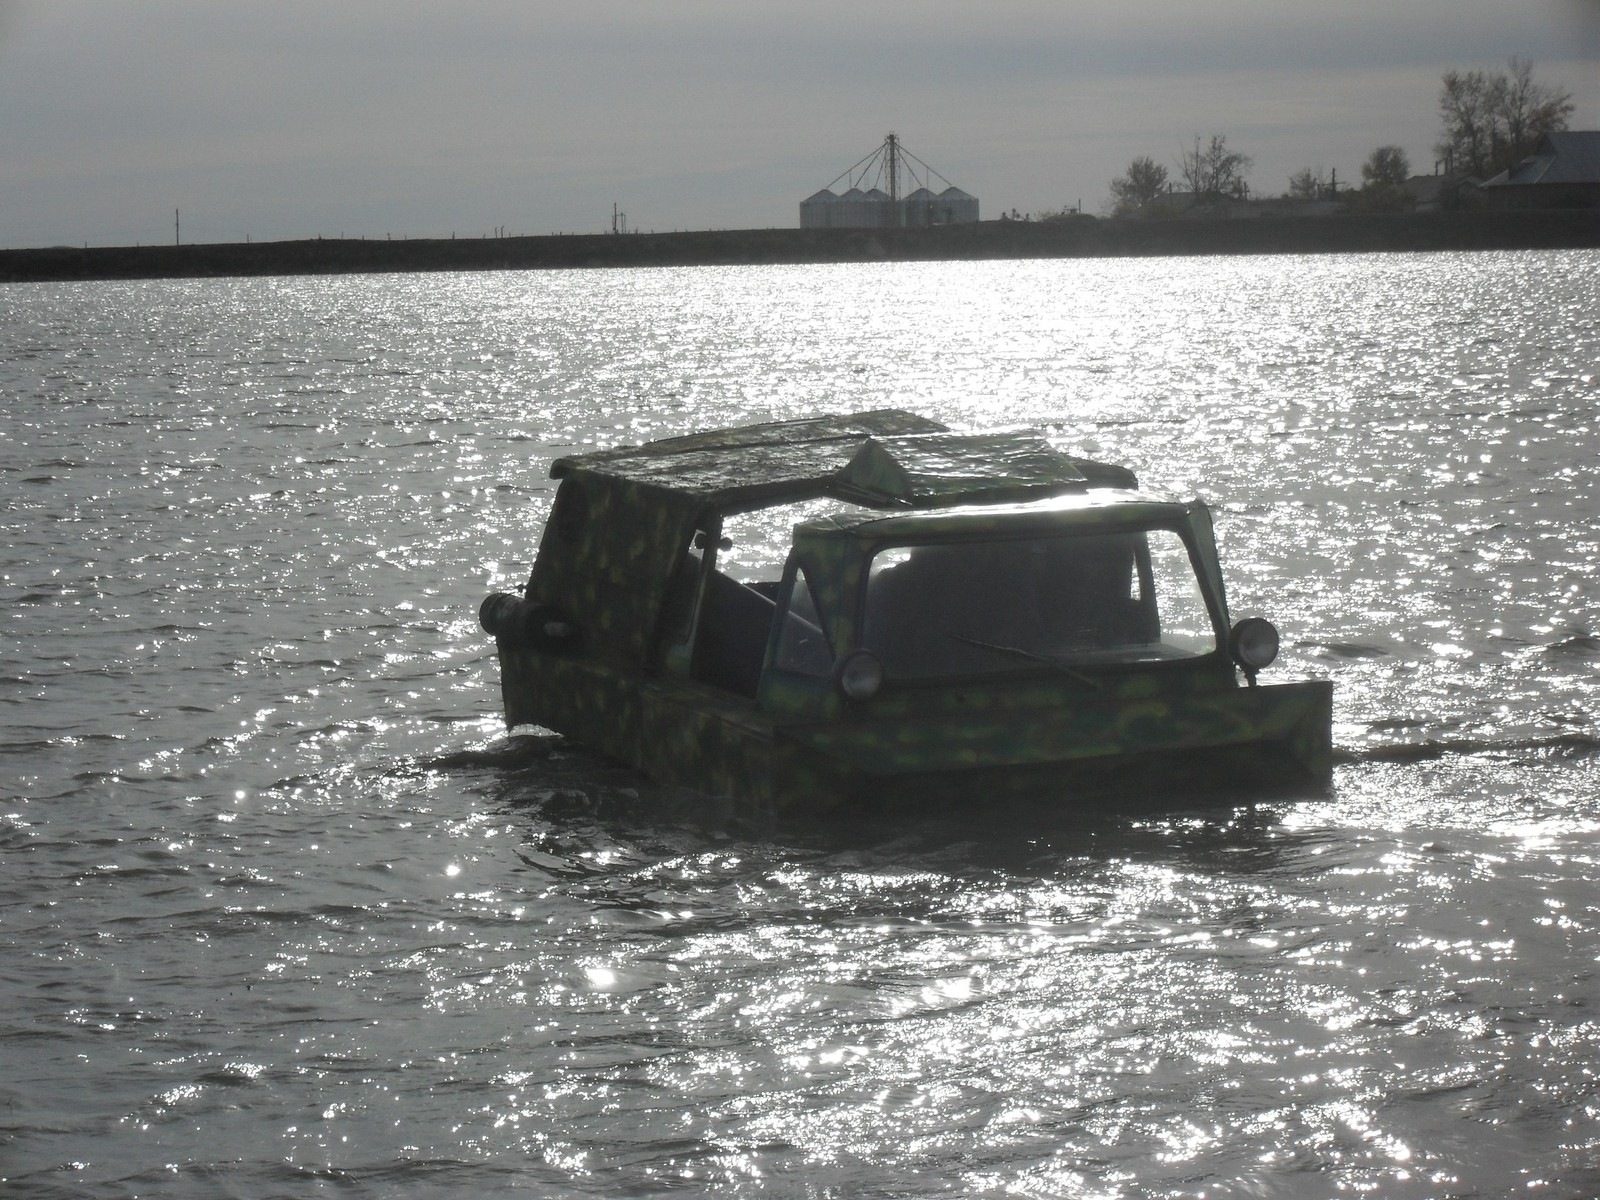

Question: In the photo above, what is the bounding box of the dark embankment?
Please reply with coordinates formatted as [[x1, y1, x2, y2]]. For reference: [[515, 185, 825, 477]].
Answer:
[[3, 209, 1597, 282]]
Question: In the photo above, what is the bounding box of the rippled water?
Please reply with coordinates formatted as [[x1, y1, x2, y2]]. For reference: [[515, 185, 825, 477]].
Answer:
[[3, 253, 1598, 1197]]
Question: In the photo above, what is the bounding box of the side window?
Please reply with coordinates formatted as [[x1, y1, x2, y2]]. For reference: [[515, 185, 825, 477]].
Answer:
[[1141, 529, 1218, 655], [773, 567, 832, 676]]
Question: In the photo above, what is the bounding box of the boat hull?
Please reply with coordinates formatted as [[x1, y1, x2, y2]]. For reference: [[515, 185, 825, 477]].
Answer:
[[496, 644, 1333, 817]]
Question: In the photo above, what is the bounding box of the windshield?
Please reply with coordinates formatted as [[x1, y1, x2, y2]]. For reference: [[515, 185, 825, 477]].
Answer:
[[862, 528, 1218, 679]]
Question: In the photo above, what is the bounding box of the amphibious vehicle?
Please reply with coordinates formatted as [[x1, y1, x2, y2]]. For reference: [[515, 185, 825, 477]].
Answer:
[[479, 409, 1331, 814]]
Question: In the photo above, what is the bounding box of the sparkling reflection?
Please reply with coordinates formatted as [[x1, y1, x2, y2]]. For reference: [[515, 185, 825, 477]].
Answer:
[[2, 254, 1597, 1195]]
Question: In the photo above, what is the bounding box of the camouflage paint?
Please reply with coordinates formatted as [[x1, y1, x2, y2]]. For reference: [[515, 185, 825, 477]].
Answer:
[[497, 634, 1331, 816], [487, 409, 1334, 813], [521, 470, 703, 666]]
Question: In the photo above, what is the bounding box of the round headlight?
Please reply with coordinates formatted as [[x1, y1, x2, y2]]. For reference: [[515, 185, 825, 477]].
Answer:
[[833, 650, 884, 703], [479, 594, 577, 648], [1230, 617, 1280, 673]]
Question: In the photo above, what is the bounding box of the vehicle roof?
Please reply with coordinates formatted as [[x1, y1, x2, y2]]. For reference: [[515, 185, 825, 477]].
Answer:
[[795, 489, 1195, 543], [551, 408, 1136, 511]]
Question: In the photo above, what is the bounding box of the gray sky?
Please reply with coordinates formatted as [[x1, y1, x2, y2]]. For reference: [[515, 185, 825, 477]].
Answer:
[[2, 0, 1597, 247]]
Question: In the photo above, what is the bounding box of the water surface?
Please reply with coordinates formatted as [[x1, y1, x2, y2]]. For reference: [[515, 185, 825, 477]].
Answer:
[[3, 252, 1598, 1196]]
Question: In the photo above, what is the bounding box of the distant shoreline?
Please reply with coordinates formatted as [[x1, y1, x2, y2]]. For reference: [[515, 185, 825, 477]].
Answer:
[[2, 210, 1596, 283]]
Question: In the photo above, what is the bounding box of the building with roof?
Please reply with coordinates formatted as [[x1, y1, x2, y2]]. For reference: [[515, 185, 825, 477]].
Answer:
[[800, 135, 978, 229], [1480, 131, 1600, 209]]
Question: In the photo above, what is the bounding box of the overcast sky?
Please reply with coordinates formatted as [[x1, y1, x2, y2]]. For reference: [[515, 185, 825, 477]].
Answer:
[[2, 0, 1597, 247]]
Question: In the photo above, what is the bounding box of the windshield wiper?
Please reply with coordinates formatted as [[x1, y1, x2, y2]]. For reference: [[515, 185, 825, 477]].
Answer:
[[947, 634, 1104, 690]]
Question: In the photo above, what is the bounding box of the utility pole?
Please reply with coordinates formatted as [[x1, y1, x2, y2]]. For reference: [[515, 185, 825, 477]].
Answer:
[[175, 208, 180, 246]]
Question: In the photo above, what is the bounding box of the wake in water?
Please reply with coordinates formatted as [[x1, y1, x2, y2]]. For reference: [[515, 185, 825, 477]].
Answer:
[[1340, 732, 1600, 763]]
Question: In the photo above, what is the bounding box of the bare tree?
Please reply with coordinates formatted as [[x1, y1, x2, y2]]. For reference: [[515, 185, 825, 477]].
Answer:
[[1437, 68, 1498, 177], [1436, 58, 1573, 177], [1360, 146, 1410, 188], [1287, 166, 1330, 200], [1180, 135, 1252, 199], [1497, 56, 1574, 165], [1348, 146, 1415, 211], [1109, 155, 1170, 215]]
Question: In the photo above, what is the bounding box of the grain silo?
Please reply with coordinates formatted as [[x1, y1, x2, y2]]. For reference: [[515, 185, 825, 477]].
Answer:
[[800, 134, 979, 229]]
